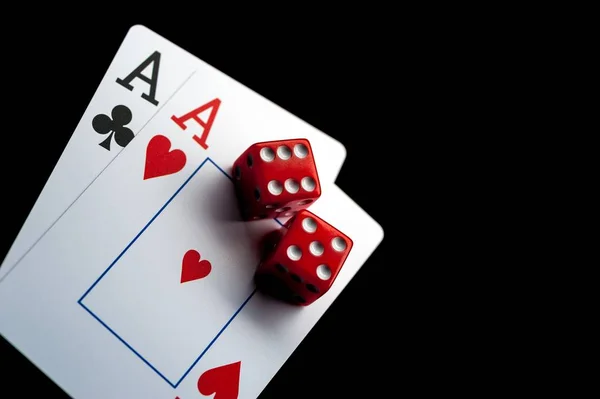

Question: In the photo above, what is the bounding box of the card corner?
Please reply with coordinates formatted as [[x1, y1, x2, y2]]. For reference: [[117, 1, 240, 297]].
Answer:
[[374, 222, 385, 244], [128, 24, 151, 36]]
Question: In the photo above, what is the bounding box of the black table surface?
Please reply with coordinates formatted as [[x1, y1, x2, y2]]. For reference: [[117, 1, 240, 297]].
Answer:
[[1, 16, 393, 398]]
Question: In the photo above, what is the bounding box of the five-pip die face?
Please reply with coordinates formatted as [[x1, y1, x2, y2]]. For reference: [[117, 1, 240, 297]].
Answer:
[[255, 209, 353, 306]]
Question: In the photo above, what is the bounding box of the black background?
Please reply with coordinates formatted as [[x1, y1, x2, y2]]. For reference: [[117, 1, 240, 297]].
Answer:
[[0, 14, 397, 398]]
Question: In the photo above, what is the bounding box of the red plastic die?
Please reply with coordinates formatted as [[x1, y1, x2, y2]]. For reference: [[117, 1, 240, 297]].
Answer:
[[255, 210, 353, 306], [232, 139, 321, 221]]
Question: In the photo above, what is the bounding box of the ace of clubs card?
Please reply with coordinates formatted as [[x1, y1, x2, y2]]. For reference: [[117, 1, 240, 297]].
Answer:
[[0, 24, 347, 281], [0, 70, 384, 398]]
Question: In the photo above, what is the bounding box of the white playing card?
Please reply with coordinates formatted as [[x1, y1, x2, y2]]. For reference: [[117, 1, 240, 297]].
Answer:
[[0, 24, 347, 281], [0, 73, 383, 397]]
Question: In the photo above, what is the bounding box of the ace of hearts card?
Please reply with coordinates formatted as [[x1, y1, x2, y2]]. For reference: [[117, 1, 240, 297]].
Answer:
[[0, 67, 384, 397]]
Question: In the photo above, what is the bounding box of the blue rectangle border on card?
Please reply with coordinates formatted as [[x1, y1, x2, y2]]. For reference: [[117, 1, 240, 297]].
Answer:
[[77, 157, 282, 389]]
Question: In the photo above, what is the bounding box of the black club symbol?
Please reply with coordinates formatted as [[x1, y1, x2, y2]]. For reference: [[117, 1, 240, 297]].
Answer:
[[92, 105, 134, 151]]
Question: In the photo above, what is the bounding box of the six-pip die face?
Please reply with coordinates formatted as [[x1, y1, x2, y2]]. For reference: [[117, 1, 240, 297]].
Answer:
[[232, 139, 322, 221]]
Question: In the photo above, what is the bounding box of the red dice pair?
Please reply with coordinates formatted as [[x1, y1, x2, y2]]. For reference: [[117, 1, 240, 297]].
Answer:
[[232, 139, 353, 306]]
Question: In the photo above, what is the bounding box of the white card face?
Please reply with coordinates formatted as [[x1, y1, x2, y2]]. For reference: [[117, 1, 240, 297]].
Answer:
[[80, 162, 263, 387], [0, 24, 346, 280], [0, 87, 383, 398]]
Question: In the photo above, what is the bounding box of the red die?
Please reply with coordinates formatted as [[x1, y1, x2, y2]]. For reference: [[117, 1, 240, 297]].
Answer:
[[232, 139, 321, 221], [255, 210, 353, 306]]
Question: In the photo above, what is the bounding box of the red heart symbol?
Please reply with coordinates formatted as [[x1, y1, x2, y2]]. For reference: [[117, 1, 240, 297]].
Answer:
[[198, 361, 241, 399], [181, 249, 212, 284], [143, 135, 186, 180]]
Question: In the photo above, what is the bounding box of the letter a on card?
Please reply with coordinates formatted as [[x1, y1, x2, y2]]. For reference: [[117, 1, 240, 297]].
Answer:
[[171, 99, 221, 150], [116, 51, 161, 106]]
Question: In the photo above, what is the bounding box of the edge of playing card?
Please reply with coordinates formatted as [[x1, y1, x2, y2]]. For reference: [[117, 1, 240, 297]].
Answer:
[[0, 26, 147, 272], [258, 185, 384, 396], [327, 184, 384, 265], [130, 24, 348, 179]]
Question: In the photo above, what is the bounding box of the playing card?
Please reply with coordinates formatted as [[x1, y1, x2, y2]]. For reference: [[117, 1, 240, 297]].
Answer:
[[0, 76, 383, 397], [0, 24, 347, 281]]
